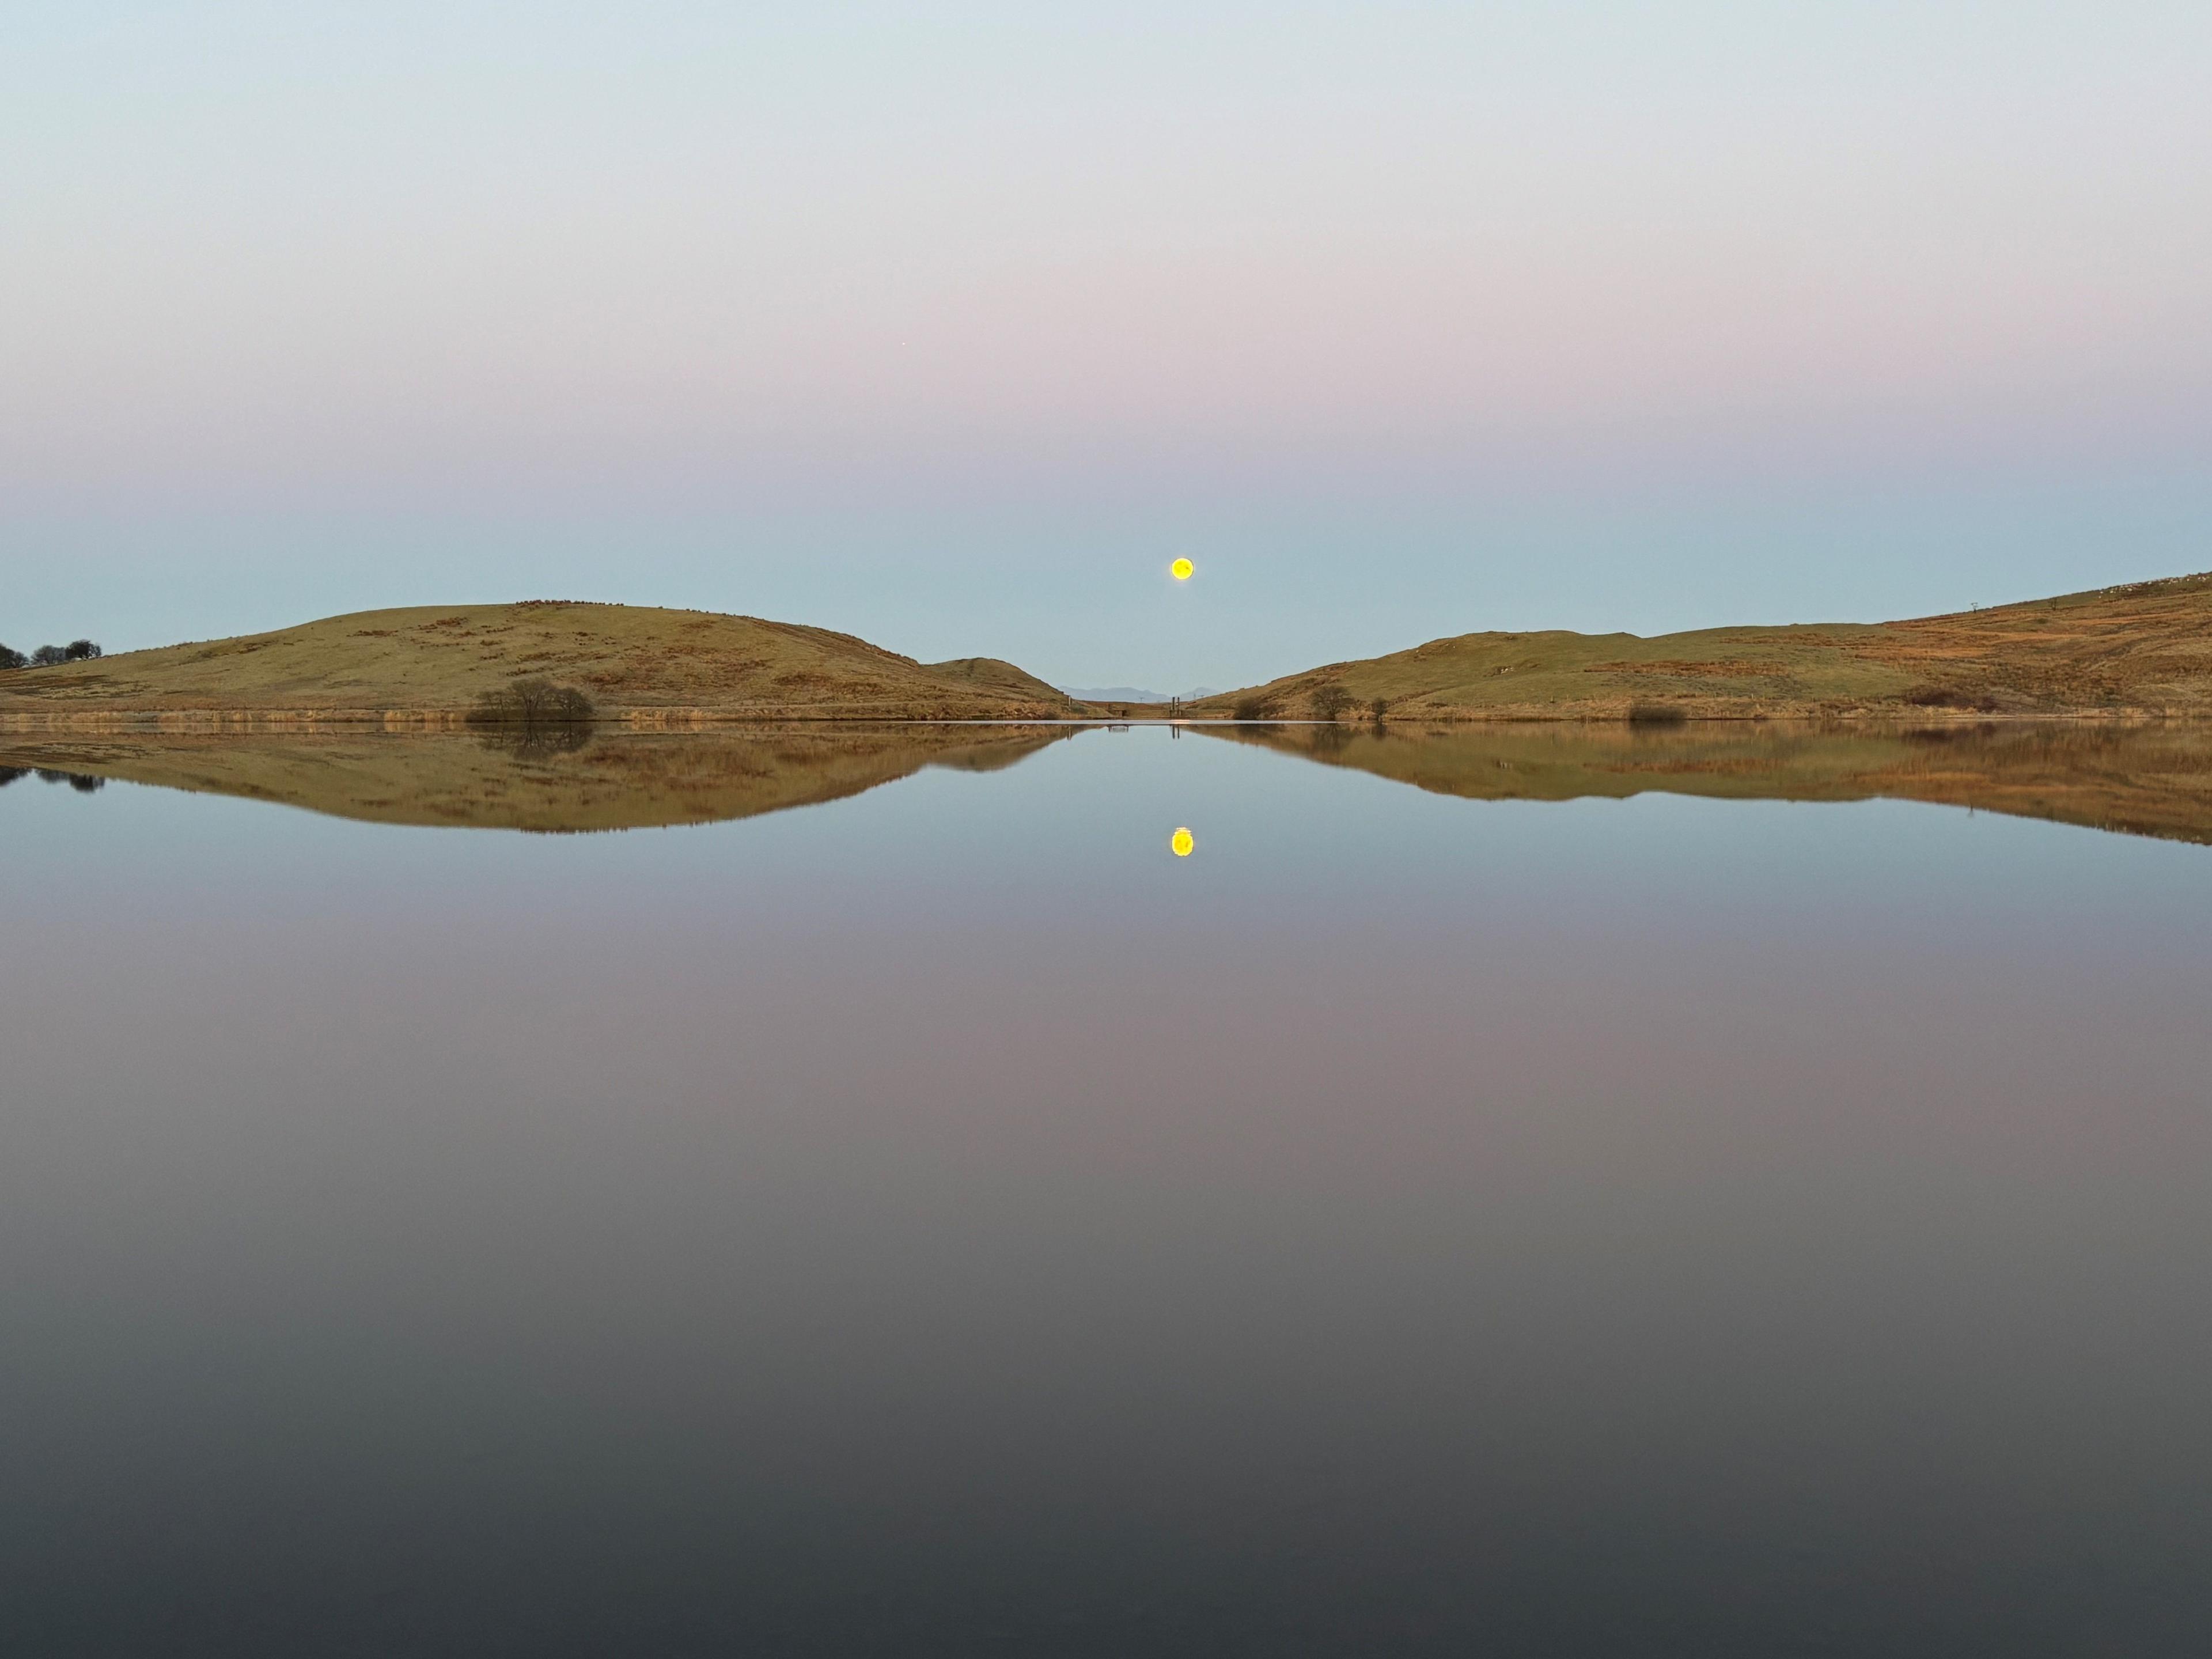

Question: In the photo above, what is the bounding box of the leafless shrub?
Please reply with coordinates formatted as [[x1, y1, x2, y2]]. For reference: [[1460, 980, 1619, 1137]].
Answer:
[[23, 641, 103, 666], [468, 677, 597, 726], [1310, 683, 1354, 721]]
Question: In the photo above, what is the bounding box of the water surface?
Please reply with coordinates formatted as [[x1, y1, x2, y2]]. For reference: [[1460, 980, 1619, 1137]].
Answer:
[[3, 725, 2209, 1656]]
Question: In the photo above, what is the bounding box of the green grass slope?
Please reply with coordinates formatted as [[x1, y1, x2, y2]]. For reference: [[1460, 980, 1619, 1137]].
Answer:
[[0, 603, 1083, 724], [1191, 573, 2212, 721]]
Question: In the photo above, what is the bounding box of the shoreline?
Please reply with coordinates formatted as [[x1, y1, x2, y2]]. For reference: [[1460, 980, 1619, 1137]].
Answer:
[[5, 707, 2207, 734]]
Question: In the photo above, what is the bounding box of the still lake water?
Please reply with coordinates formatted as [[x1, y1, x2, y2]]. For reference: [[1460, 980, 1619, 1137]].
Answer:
[[3, 724, 2210, 1656]]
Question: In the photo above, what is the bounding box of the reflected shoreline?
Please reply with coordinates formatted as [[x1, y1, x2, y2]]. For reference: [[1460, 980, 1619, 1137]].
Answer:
[[1200, 720, 2212, 846], [0, 722, 1078, 833], [6, 719, 2212, 844]]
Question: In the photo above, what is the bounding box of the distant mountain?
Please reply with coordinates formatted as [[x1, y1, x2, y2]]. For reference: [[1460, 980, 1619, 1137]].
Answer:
[[1059, 685, 1222, 704], [1059, 685, 1169, 703]]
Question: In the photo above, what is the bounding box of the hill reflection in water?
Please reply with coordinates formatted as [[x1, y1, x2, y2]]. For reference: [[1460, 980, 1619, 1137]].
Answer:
[[0, 724, 1078, 833], [1199, 720, 2212, 846], [6, 719, 2211, 844]]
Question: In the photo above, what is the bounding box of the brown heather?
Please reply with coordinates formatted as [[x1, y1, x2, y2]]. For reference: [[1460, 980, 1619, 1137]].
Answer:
[[1189, 573, 2212, 723], [0, 602, 1081, 728]]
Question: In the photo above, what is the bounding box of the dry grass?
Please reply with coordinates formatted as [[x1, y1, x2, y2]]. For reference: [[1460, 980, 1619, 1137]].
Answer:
[[1189, 573, 2212, 722], [0, 603, 1082, 725]]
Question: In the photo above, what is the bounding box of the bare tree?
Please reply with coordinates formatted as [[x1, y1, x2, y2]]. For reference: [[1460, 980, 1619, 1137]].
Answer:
[[469, 677, 597, 726], [1310, 683, 1354, 721], [0, 644, 25, 671], [64, 639, 101, 661]]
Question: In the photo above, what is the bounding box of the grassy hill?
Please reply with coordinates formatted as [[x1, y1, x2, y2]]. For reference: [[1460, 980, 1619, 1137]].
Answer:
[[9, 573, 2207, 729], [1191, 573, 2212, 722], [1200, 720, 2212, 846], [0, 603, 1081, 726], [0, 724, 1074, 832]]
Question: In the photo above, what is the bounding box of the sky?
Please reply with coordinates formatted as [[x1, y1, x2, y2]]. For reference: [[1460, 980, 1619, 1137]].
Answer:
[[4, 1, 2209, 690]]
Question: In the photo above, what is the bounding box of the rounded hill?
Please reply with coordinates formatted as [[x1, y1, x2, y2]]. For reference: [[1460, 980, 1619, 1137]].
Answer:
[[0, 603, 1082, 724]]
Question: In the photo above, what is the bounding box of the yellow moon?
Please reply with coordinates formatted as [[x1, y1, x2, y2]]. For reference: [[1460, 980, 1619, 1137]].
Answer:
[[1171, 827, 1195, 857], [1170, 558, 1195, 581]]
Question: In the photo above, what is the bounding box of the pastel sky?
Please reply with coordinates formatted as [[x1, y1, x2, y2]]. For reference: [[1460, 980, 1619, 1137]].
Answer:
[[5, 2, 2209, 688]]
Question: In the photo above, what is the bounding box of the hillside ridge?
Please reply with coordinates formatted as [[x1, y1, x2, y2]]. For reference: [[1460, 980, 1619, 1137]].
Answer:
[[0, 602, 1082, 725], [5, 574, 2209, 727], [1189, 572, 2212, 722]]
